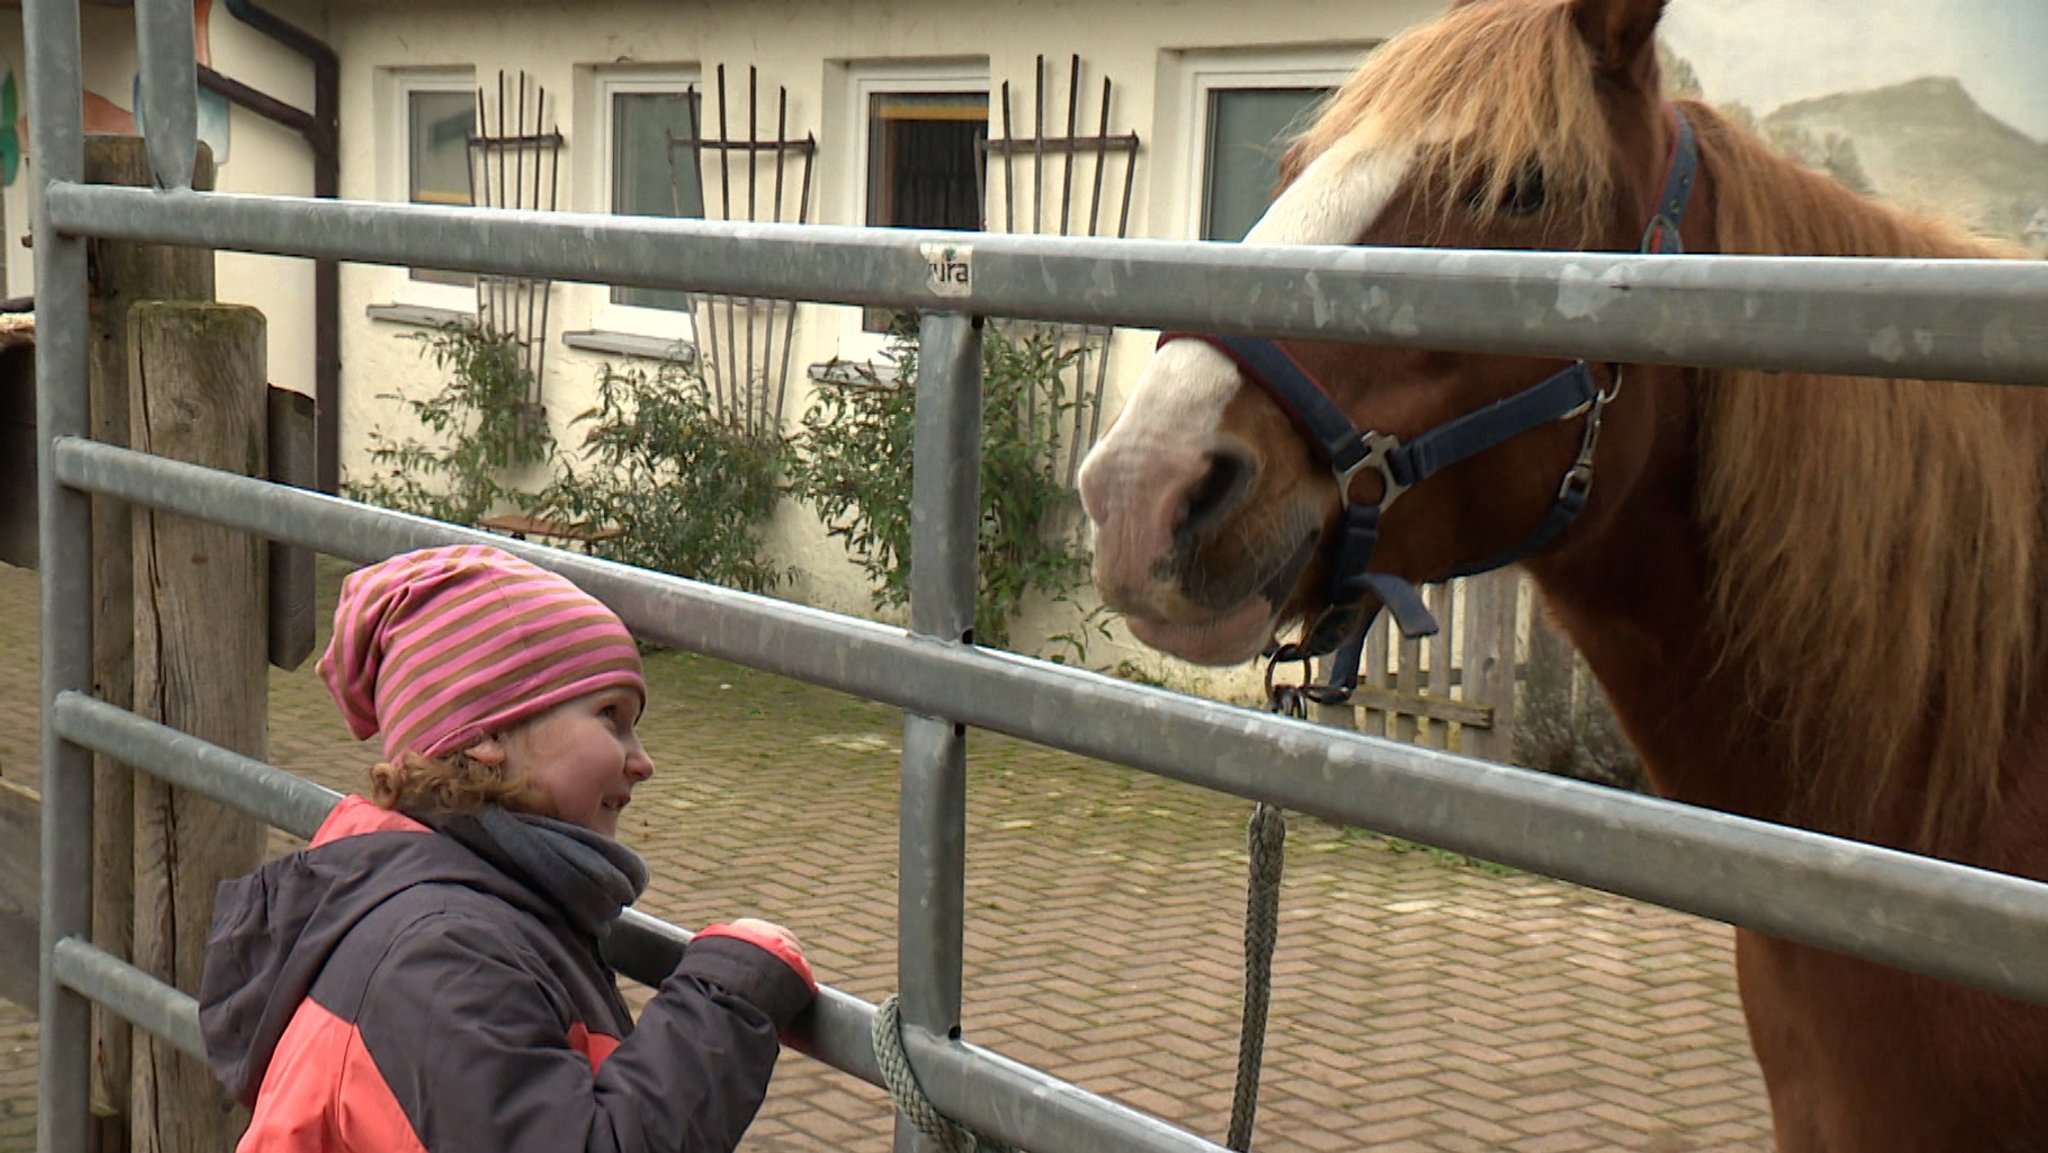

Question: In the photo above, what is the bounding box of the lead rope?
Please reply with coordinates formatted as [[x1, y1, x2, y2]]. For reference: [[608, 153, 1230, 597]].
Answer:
[[873, 669, 1297, 1153], [1228, 663, 1302, 1151]]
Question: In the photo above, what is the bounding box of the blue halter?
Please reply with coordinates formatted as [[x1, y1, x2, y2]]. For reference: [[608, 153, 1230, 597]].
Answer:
[[1160, 106, 1699, 701]]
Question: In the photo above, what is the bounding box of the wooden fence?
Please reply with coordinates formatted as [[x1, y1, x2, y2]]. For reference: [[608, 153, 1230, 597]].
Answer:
[[1319, 570, 1643, 790]]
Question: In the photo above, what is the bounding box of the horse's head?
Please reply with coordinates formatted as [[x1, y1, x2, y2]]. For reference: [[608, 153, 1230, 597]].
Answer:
[[1079, 0, 1697, 664]]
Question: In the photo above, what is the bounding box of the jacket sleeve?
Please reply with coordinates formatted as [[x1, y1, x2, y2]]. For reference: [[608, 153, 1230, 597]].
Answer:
[[352, 910, 796, 1153]]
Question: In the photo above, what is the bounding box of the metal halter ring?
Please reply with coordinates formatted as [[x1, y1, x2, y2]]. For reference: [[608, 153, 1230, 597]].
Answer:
[[1263, 652, 1314, 719]]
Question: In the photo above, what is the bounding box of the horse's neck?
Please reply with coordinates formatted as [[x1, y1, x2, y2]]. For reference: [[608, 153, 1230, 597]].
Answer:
[[1520, 373, 1800, 823]]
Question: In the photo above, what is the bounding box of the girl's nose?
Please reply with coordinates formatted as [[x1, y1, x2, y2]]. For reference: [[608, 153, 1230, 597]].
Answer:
[[625, 738, 654, 782]]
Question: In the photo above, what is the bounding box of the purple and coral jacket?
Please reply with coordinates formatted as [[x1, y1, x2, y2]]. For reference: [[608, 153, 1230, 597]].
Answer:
[[199, 797, 814, 1152]]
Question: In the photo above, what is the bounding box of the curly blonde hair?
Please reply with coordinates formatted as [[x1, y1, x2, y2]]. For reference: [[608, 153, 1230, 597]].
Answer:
[[369, 748, 551, 818]]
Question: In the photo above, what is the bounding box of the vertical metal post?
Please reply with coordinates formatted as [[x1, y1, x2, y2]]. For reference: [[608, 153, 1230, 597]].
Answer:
[[895, 310, 981, 1153], [133, 0, 199, 189], [27, 0, 98, 1148]]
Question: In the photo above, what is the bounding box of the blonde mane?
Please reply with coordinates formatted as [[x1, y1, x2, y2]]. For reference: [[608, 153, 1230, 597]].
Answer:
[[1296, 0, 1619, 243], [1687, 106, 2046, 852], [1298, 0, 2048, 853]]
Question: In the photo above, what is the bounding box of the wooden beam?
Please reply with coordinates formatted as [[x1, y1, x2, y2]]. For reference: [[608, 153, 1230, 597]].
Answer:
[[0, 778, 36, 1011], [129, 301, 267, 1152], [86, 137, 219, 1146], [1352, 685, 1495, 731]]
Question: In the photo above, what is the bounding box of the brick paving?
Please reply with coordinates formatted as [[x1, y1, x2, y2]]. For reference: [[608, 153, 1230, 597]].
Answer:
[[0, 557, 1772, 1151]]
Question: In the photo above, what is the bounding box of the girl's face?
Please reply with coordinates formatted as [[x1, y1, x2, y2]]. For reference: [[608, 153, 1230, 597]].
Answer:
[[473, 685, 653, 838]]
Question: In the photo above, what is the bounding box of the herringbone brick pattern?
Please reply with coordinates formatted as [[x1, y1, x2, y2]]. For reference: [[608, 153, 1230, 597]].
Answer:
[[0, 558, 1772, 1151]]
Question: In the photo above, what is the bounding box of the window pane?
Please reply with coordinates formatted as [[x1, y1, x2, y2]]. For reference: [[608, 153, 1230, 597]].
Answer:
[[865, 90, 986, 329], [612, 90, 704, 312], [409, 90, 474, 206], [409, 89, 475, 285], [1202, 87, 1327, 242], [867, 91, 986, 230]]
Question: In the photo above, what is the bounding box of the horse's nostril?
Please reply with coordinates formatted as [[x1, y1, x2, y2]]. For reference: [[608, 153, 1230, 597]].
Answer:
[[1178, 446, 1257, 544]]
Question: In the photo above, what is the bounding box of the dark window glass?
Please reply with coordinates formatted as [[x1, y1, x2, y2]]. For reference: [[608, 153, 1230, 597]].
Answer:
[[864, 90, 986, 331]]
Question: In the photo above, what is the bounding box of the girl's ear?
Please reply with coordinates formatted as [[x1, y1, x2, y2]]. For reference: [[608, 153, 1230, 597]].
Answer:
[[466, 737, 508, 767]]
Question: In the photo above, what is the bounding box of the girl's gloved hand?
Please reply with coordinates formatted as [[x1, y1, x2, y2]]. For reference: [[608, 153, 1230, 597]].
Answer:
[[696, 917, 817, 994]]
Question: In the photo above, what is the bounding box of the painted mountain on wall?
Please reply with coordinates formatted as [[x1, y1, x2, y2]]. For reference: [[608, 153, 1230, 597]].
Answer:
[[1762, 76, 2048, 246]]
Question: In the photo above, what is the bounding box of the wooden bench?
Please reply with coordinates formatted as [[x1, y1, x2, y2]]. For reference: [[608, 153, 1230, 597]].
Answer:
[[477, 513, 622, 554]]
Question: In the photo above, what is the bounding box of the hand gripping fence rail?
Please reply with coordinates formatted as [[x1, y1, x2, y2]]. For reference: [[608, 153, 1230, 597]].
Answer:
[[25, 2, 2048, 1150]]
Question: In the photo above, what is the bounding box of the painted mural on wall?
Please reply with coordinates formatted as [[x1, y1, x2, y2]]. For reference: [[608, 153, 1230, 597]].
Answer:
[[1662, 0, 2047, 252], [5, 0, 227, 185]]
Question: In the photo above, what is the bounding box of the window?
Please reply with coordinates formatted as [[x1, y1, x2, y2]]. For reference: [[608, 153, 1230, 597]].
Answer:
[[607, 80, 704, 314], [845, 65, 987, 338], [1201, 87, 1330, 242], [866, 91, 987, 233], [393, 71, 476, 288], [1160, 49, 1371, 243]]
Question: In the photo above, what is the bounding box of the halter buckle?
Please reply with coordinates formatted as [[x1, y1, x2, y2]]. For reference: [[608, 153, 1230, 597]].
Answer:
[[1333, 430, 1407, 511]]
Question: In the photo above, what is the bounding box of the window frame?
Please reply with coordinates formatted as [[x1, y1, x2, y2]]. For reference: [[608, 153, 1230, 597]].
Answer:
[[833, 60, 989, 364], [1162, 48, 1371, 243], [382, 67, 478, 310], [588, 68, 707, 344]]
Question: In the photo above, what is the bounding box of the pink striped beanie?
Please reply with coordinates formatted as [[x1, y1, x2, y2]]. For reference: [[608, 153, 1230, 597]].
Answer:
[[316, 545, 645, 763]]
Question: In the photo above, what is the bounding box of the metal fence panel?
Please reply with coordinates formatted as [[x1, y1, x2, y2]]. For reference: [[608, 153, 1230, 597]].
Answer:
[[27, 0, 2048, 1150], [50, 439, 2048, 1007]]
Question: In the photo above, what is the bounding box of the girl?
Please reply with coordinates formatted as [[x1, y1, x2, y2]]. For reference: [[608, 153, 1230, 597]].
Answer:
[[200, 544, 815, 1152]]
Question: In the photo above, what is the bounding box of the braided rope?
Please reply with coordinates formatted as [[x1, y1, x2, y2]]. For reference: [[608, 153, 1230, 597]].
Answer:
[[872, 994, 1021, 1153], [1228, 802, 1288, 1152]]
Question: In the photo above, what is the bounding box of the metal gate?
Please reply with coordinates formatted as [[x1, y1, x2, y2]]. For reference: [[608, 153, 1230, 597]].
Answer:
[[26, 1, 2048, 1151]]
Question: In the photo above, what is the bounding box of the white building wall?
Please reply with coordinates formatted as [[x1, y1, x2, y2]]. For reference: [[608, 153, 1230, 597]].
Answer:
[[203, 0, 329, 401], [320, 0, 1436, 692]]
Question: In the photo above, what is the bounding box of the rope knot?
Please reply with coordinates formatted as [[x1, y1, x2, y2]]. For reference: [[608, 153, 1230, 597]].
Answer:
[[872, 994, 1021, 1153]]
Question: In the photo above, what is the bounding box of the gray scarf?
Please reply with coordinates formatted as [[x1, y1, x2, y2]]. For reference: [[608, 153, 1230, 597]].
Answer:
[[437, 807, 649, 938]]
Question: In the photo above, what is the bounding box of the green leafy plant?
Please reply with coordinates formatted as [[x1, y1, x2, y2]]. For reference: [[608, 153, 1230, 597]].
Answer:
[[346, 322, 552, 525], [787, 321, 1092, 650], [537, 358, 790, 594]]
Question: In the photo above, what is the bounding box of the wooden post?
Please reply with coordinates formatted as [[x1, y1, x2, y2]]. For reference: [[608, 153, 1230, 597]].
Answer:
[[1393, 626, 1423, 745], [1458, 570, 1519, 762], [1310, 654, 1355, 731], [267, 387, 318, 670], [1425, 583, 1455, 750], [84, 135, 216, 1150], [0, 778, 37, 1010], [1361, 615, 1390, 738], [128, 302, 267, 1153]]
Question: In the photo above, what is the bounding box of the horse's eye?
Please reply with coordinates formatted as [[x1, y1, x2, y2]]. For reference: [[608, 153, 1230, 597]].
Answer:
[[1500, 167, 1546, 216], [1469, 164, 1547, 218]]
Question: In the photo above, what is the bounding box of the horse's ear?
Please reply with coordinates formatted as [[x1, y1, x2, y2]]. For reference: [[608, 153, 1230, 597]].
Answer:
[[1569, 0, 1667, 80]]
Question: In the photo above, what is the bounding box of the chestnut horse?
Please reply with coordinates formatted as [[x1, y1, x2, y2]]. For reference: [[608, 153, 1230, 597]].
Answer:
[[1077, 0, 2048, 1149]]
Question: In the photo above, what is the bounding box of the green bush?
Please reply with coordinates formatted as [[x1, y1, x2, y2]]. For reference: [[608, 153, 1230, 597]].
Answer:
[[787, 321, 1091, 650], [345, 322, 552, 525], [537, 358, 790, 594]]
